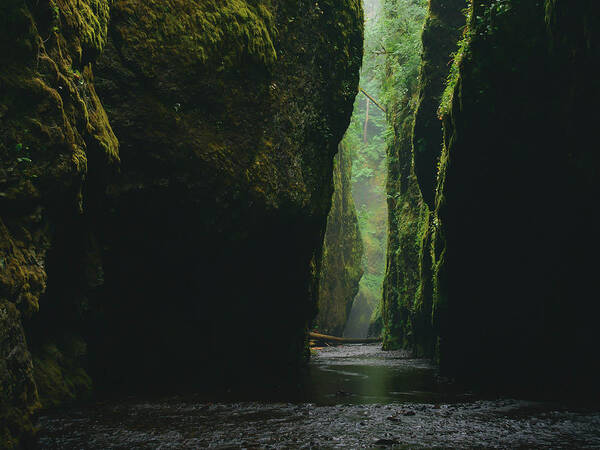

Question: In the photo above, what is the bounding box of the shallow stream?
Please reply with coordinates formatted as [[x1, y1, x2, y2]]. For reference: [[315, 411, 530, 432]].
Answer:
[[36, 344, 600, 448]]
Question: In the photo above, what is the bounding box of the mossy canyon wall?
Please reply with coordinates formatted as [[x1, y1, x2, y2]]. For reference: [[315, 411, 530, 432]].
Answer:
[[316, 142, 363, 336], [383, 0, 600, 395], [0, 0, 363, 446]]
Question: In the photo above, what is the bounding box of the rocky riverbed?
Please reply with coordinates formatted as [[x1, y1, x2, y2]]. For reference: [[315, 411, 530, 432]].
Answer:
[[36, 345, 600, 448]]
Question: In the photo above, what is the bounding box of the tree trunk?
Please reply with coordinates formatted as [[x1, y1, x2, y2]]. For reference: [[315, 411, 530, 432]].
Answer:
[[309, 331, 381, 345], [363, 97, 370, 144]]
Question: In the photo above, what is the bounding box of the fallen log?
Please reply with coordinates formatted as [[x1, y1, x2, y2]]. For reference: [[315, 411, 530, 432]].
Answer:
[[309, 331, 381, 345]]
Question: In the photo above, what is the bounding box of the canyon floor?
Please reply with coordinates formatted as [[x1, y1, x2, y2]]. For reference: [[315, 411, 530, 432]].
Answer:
[[36, 344, 600, 448]]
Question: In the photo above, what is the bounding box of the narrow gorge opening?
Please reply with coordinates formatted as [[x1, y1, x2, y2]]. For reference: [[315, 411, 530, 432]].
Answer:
[[315, 0, 390, 340], [343, 83, 388, 339], [316, 0, 428, 342], [343, 0, 390, 340]]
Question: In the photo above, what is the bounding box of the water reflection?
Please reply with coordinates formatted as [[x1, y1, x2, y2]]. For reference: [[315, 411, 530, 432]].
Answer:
[[303, 344, 457, 405]]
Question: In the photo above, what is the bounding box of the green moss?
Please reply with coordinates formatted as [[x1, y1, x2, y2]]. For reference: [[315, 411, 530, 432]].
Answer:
[[379, 0, 600, 390], [0, 0, 118, 444], [110, 0, 277, 80], [0, 301, 39, 449], [0, 220, 46, 318], [2, 1, 365, 442], [428, 0, 600, 390], [412, 0, 467, 207], [85, 0, 363, 387], [59, 0, 111, 57], [437, 3, 472, 118], [32, 339, 92, 408], [381, 0, 466, 357], [382, 103, 433, 354]]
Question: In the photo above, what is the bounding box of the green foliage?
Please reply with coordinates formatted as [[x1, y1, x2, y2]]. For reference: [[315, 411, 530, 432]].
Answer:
[[342, 0, 426, 336], [438, 0, 516, 117], [379, 0, 427, 108], [342, 2, 387, 335], [376, 0, 429, 350], [438, 3, 472, 117]]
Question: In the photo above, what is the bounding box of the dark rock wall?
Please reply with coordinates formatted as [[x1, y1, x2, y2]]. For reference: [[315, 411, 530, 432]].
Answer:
[[316, 143, 363, 337], [91, 0, 363, 387], [383, 0, 600, 394], [0, 0, 118, 446], [412, 0, 465, 208], [0, 0, 363, 445], [434, 0, 600, 393]]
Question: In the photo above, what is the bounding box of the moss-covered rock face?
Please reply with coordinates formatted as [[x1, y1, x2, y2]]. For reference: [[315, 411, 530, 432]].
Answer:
[[378, 0, 436, 356], [381, 97, 433, 356], [1, 0, 362, 444], [88, 0, 363, 386], [384, 0, 600, 394], [433, 0, 600, 393], [0, 0, 118, 445], [316, 143, 363, 336], [0, 301, 37, 449], [412, 0, 465, 208]]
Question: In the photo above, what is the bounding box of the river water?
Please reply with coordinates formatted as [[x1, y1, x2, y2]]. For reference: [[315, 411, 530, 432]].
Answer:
[[36, 344, 600, 448]]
